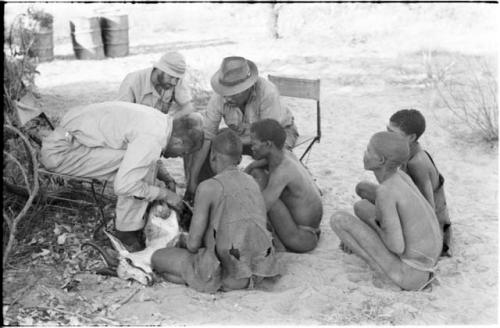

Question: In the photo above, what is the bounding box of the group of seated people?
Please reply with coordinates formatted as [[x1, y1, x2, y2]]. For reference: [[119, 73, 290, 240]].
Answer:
[[39, 52, 451, 293]]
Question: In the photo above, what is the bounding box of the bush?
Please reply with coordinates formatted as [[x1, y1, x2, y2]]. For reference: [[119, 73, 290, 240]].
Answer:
[[430, 54, 498, 142]]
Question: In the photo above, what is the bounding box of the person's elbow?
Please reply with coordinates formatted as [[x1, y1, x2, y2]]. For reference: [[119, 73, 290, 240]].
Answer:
[[113, 179, 135, 196], [186, 237, 201, 253]]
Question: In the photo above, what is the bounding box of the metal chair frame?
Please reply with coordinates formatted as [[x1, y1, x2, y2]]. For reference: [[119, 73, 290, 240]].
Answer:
[[268, 74, 321, 161]]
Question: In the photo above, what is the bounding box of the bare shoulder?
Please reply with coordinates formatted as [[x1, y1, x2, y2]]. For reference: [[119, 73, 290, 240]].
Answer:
[[408, 151, 432, 171], [407, 151, 433, 179], [375, 179, 401, 203], [198, 178, 223, 201]]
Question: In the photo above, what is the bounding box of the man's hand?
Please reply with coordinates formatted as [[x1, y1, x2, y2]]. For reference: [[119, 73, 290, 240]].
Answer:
[[157, 159, 176, 191], [158, 188, 183, 210]]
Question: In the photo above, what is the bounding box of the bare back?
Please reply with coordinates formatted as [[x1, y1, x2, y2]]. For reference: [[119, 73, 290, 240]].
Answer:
[[406, 150, 441, 206], [379, 170, 442, 264], [270, 152, 323, 227]]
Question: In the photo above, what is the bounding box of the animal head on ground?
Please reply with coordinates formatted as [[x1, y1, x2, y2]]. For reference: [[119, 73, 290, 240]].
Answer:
[[86, 200, 191, 286]]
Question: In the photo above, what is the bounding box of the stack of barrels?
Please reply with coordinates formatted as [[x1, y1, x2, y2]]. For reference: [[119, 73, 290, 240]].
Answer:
[[70, 14, 129, 60]]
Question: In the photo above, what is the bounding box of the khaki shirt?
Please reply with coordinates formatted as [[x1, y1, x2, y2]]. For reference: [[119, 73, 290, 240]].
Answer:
[[202, 77, 297, 148], [59, 101, 172, 201], [118, 67, 192, 113]]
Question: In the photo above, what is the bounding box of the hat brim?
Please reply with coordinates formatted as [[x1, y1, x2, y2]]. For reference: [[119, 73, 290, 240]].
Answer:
[[210, 60, 259, 96]]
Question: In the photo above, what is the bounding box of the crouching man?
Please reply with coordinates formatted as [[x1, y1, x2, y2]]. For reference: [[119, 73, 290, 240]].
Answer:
[[152, 129, 281, 293], [40, 101, 204, 251], [330, 132, 442, 291]]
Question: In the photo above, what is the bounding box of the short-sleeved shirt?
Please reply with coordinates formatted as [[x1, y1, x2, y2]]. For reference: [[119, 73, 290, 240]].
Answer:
[[52, 101, 172, 201], [118, 67, 192, 114], [202, 77, 297, 148]]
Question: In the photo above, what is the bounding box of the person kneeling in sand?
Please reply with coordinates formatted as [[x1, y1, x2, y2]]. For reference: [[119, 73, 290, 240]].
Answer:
[[330, 132, 442, 291], [151, 129, 280, 293], [247, 119, 323, 253]]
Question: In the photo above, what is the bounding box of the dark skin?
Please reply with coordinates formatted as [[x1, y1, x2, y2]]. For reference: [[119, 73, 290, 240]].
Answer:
[[331, 140, 442, 291], [151, 150, 250, 290], [248, 132, 323, 253]]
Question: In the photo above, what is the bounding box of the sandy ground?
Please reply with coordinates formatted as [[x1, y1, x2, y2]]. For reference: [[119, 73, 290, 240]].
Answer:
[[3, 3, 498, 325]]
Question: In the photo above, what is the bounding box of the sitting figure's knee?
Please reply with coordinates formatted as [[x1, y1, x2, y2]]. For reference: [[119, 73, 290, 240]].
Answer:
[[355, 181, 375, 200], [330, 211, 352, 232], [151, 249, 164, 270], [285, 234, 317, 253]]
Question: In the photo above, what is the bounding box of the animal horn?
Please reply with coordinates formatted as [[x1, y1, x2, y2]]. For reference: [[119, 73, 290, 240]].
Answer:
[[103, 230, 131, 257], [81, 241, 119, 270]]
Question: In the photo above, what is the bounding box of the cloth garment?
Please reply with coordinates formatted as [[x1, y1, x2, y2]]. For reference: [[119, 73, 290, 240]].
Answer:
[[40, 101, 173, 231], [202, 77, 298, 148], [181, 168, 281, 293], [400, 255, 438, 291], [118, 67, 192, 113]]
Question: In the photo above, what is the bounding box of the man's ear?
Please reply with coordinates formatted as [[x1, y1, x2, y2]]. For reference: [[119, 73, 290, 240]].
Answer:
[[170, 136, 184, 148], [408, 133, 417, 143], [378, 154, 386, 166]]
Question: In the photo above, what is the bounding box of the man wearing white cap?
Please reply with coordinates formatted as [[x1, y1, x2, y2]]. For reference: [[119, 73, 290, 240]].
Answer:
[[118, 51, 193, 115], [185, 56, 298, 202]]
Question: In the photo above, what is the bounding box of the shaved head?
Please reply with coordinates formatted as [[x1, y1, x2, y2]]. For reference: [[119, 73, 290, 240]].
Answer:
[[212, 128, 242, 162], [370, 131, 409, 170]]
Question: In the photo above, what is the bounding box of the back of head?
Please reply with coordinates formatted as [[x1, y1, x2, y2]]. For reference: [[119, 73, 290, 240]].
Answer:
[[250, 119, 286, 149], [171, 112, 204, 152], [389, 109, 426, 140], [212, 128, 242, 163], [370, 131, 409, 170]]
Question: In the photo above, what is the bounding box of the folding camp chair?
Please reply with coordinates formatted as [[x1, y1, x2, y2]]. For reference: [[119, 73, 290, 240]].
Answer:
[[268, 75, 321, 162]]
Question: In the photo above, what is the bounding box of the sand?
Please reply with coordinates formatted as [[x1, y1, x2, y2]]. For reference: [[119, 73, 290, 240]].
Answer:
[[4, 3, 498, 325]]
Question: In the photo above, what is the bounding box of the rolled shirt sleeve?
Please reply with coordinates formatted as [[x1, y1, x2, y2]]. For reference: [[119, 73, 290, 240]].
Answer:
[[259, 81, 297, 148], [114, 135, 163, 201], [117, 73, 137, 103], [202, 94, 224, 140], [174, 78, 192, 106]]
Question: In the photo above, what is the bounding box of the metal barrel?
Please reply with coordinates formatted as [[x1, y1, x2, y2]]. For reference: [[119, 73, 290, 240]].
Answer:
[[69, 16, 105, 60], [100, 14, 129, 58], [28, 27, 54, 62]]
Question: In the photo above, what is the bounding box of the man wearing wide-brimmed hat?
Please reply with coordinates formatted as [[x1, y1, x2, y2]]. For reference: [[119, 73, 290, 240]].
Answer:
[[118, 51, 193, 115], [185, 56, 298, 202]]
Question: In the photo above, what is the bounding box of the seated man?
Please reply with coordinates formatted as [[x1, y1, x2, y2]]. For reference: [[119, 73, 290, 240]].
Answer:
[[356, 109, 452, 257], [330, 132, 443, 291], [40, 101, 204, 251], [152, 129, 280, 293], [185, 56, 299, 203], [247, 119, 323, 253], [118, 51, 194, 115]]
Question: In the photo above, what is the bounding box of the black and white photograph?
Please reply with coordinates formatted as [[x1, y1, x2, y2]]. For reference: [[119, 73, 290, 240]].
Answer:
[[3, 0, 498, 325]]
